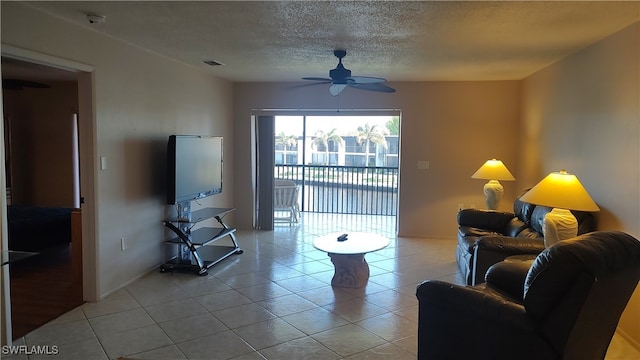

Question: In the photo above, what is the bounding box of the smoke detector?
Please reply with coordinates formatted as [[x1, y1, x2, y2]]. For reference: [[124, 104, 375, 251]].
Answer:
[[86, 14, 106, 24], [203, 60, 225, 67]]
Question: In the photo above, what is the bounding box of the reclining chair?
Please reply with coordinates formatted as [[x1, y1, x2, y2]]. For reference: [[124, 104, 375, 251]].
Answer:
[[416, 231, 640, 360]]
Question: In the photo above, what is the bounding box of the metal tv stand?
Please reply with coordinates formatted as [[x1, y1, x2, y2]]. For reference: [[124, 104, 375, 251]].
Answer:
[[160, 203, 243, 275]]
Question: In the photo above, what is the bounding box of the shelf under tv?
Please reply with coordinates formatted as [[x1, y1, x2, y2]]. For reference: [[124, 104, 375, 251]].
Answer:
[[160, 206, 243, 275]]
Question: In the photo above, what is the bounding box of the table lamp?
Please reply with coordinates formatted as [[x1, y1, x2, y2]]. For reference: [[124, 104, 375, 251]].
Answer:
[[471, 159, 515, 210], [519, 170, 600, 247]]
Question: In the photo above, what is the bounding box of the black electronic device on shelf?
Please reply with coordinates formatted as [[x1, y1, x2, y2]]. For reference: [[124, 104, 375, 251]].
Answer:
[[160, 135, 242, 275]]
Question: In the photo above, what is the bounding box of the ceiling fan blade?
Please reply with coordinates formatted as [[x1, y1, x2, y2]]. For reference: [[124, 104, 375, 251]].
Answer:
[[304, 50, 394, 96], [329, 84, 347, 96], [302, 77, 332, 82], [347, 76, 387, 84], [349, 83, 396, 93], [285, 82, 331, 91]]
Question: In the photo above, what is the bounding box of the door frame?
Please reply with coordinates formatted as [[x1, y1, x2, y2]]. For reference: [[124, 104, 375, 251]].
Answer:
[[0, 44, 98, 345]]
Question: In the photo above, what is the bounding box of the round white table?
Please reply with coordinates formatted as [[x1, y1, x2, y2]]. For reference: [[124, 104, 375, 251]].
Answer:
[[313, 232, 390, 288]]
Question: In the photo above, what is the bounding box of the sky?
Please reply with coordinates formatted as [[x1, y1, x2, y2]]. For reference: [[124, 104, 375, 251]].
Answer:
[[275, 115, 394, 137]]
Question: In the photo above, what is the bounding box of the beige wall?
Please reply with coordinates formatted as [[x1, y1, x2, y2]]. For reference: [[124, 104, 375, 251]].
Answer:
[[1, 3, 235, 299], [521, 22, 640, 348], [233, 81, 521, 238]]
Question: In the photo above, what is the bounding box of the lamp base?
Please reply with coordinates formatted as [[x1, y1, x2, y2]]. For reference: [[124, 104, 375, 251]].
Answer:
[[483, 180, 504, 210], [543, 208, 578, 247]]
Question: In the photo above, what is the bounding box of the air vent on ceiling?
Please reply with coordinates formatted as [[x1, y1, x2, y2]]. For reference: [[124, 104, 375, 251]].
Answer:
[[203, 60, 224, 67]]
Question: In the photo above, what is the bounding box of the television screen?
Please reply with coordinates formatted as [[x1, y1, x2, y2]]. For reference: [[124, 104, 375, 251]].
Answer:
[[167, 135, 223, 204]]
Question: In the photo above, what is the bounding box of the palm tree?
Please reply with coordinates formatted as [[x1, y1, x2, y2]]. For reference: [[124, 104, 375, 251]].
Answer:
[[312, 129, 343, 165], [276, 132, 297, 164], [356, 123, 388, 168], [385, 116, 400, 135]]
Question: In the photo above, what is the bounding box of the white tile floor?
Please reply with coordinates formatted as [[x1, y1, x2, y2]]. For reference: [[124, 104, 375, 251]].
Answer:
[[6, 213, 639, 360]]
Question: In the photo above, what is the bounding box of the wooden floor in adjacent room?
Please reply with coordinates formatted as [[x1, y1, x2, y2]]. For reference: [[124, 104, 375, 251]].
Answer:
[[9, 244, 83, 340]]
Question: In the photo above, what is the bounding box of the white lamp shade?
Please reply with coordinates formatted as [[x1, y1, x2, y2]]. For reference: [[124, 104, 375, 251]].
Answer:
[[471, 159, 515, 181], [519, 170, 600, 212]]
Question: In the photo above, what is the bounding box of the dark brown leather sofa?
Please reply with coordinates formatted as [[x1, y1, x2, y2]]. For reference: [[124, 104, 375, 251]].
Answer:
[[418, 231, 640, 360], [456, 195, 596, 285]]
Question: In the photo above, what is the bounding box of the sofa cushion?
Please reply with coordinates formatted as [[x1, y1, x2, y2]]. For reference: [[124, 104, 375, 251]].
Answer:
[[513, 196, 535, 225], [457, 209, 515, 233], [515, 228, 543, 240], [530, 205, 552, 234], [503, 218, 529, 237], [574, 210, 597, 235], [484, 260, 532, 303]]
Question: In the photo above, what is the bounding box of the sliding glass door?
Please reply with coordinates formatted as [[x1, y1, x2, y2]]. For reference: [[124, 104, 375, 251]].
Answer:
[[255, 112, 401, 229]]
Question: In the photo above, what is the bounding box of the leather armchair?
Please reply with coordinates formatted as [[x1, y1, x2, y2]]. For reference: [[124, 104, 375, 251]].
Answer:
[[457, 194, 596, 285], [417, 231, 640, 360]]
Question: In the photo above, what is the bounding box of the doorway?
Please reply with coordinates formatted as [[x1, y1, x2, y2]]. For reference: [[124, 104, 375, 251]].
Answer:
[[255, 112, 401, 231], [275, 115, 400, 216], [1, 57, 84, 339]]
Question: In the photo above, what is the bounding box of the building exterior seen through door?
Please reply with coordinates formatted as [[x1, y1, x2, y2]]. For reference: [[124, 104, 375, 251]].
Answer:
[[274, 115, 400, 218]]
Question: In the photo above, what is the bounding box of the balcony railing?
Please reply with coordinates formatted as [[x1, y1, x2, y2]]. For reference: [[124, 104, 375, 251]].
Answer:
[[274, 165, 398, 216]]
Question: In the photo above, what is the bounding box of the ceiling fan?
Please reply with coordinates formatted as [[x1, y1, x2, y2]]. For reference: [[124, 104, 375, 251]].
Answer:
[[302, 50, 395, 96]]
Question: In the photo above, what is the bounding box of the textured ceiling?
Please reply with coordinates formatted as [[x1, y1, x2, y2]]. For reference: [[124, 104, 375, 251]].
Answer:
[[13, 1, 640, 82]]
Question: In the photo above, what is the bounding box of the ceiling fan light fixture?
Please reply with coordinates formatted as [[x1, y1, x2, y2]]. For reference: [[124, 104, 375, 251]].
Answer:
[[329, 84, 347, 96]]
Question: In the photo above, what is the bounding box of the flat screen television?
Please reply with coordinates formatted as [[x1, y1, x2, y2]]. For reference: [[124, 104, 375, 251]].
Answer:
[[167, 135, 223, 205]]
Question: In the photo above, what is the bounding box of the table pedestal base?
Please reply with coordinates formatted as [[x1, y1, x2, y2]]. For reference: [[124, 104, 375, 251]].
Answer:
[[328, 253, 369, 288]]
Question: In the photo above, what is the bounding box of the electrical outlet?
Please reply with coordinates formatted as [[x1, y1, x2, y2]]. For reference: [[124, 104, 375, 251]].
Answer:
[[470, 204, 476, 209], [457, 203, 464, 211], [121, 238, 126, 251]]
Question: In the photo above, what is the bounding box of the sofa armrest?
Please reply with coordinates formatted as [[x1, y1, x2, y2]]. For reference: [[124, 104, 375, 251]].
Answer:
[[457, 209, 515, 233], [416, 280, 541, 359], [484, 260, 533, 303], [472, 236, 545, 285], [458, 225, 501, 238], [416, 280, 530, 323]]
